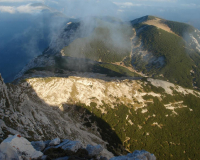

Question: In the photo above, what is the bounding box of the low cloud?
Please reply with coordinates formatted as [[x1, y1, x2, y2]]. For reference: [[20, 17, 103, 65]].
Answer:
[[181, 3, 200, 8], [0, 6, 15, 13], [0, 3, 50, 14], [113, 2, 135, 7], [0, 0, 44, 2]]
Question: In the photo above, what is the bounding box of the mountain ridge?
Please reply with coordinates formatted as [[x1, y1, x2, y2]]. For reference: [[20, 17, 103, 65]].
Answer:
[[8, 15, 200, 90], [2, 67, 200, 159], [1, 15, 200, 160]]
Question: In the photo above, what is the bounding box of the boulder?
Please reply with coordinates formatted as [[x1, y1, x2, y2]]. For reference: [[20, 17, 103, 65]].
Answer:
[[0, 152, 6, 160], [127, 150, 156, 160], [55, 139, 83, 152], [86, 144, 103, 156], [44, 140, 51, 147], [31, 141, 46, 151], [110, 150, 156, 160], [49, 137, 61, 146], [0, 143, 19, 160], [0, 135, 156, 160], [0, 134, 43, 159]]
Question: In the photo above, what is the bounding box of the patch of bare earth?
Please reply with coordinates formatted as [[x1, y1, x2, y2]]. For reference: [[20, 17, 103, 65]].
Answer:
[[143, 18, 178, 36]]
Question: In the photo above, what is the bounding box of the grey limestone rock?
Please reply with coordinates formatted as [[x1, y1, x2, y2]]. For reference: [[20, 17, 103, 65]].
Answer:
[[110, 150, 156, 160], [44, 140, 51, 147], [55, 139, 83, 152], [0, 135, 156, 160], [86, 144, 103, 156], [0, 134, 43, 160], [0, 152, 6, 160], [31, 141, 46, 151], [49, 137, 61, 146]]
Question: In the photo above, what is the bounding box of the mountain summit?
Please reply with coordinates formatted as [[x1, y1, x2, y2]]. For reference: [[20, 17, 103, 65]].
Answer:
[[131, 15, 200, 89]]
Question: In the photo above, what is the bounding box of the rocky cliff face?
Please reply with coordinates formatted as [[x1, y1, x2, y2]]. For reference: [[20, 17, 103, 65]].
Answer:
[[0, 74, 114, 158]]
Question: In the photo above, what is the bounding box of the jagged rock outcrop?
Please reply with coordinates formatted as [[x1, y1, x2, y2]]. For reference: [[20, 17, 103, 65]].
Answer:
[[0, 135, 156, 160]]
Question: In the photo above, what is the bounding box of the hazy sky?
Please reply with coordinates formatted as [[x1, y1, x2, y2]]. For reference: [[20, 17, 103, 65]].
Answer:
[[0, 0, 200, 28]]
